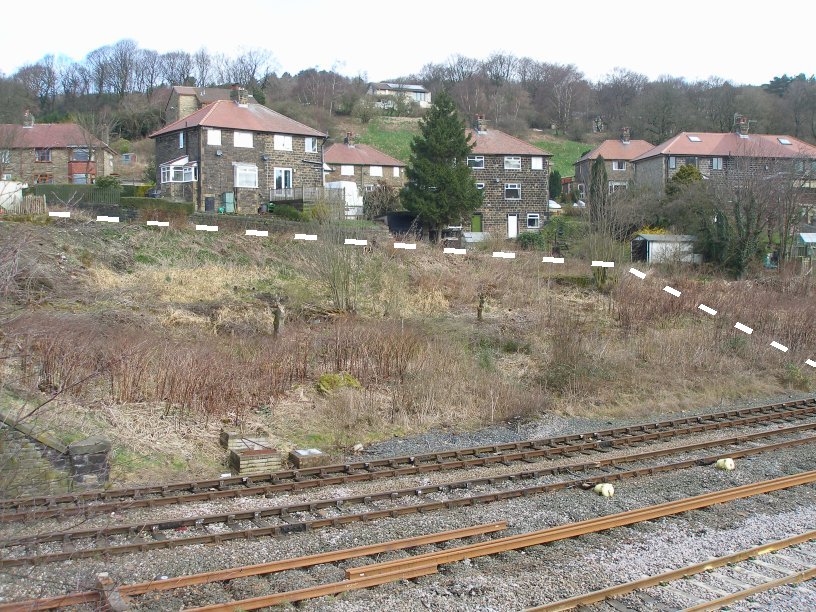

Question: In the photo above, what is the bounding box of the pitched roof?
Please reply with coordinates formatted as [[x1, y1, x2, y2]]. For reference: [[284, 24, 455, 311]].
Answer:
[[324, 143, 405, 167], [576, 139, 654, 163], [632, 132, 816, 162], [635, 233, 697, 242], [0, 123, 112, 150], [150, 100, 326, 138], [371, 82, 428, 93], [466, 128, 551, 156]]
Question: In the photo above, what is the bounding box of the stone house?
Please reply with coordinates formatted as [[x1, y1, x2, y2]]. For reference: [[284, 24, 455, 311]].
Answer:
[[0, 111, 115, 185], [323, 135, 406, 192], [465, 116, 552, 238], [164, 85, 255, 124], [631, 118, 816, 198], [574, 128, 653, 197], [367, 82, 432, 109], [149, 88, 328, 214]]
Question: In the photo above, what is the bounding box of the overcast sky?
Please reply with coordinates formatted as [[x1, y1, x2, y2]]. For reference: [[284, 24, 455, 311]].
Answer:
[[3, 0, 812, 86]]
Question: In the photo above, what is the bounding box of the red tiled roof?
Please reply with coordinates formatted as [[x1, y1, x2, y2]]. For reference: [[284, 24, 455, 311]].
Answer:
[[632, 132, 816, 161], [466, 128, 551, 156], [150, 100, 326, 138], [324, 143, 405, 167], [0, 123, 111, 150], [576, 139, 654, 163]]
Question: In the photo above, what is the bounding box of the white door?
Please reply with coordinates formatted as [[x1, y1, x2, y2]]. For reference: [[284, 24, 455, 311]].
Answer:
[[274, 168, 293, 190], [507, 214, 518, 238]]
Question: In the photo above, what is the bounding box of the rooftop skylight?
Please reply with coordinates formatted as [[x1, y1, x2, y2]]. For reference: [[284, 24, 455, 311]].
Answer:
[[778, 137, 792, 145], [688, 135, 702, 142]]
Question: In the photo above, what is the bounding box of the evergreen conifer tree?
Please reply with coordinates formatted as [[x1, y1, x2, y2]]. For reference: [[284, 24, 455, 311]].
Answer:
[[401, 91, 483, 238]]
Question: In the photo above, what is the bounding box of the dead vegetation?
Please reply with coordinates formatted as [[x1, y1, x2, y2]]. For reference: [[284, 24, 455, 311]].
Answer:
[[0, 220, 814, 482]]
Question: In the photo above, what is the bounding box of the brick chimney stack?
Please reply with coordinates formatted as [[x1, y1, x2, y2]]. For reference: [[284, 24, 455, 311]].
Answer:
[[621, 127, 630, 144], [734, 113, 750, 136], [22, 109, 34, 128], [344, 132, 354, 147], [230, 84, 249, 105], [474, 114, 487, 133]]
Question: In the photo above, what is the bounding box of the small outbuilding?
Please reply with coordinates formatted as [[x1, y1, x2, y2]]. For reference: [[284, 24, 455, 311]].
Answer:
[[631, 233, 701, 264]]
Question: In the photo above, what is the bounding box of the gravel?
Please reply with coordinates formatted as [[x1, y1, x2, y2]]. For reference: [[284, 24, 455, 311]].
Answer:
[[1, 392, 816, 610]]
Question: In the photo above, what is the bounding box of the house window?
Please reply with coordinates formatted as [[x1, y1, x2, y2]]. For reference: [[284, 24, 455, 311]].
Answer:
[[121, 153, 133, 163], [341, 165, 354, 176], [475, 182, 485, 190], [392, 166, 400, 178], [669, 156, 676, 169], [467, 155, 484, 169], [684, 156, 698, 168], [234, 131, 253, 148], [207, 129, 222, 146], [1, 173, 11, 180], [364, 184, 375, 192], [178, 132, 184, 149], [71, 173, 89, 184], [273, 134, 292, 151], [370, 165, 383, 177], [504, 156, 522, 170], [505, 183, 521, 200], [304, 137, 318, 153], [0, 150, 10, 164], [526, 213, 540, 229], [71, 148, 91, 162], [612, 160, 626, 171], [160, 163, 197, 183], [712, 157, 723, 170], [34, 174, 53, 184], [531, 156, 543, 170], [234, 163, 258, 188], [35, 148, 51, 162], [608, 181, 628, 193]]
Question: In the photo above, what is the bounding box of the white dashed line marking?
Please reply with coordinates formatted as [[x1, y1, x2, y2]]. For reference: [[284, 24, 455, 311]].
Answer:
[[698, 304, 718, 316], [394, 243, 417, 250], [294, 234, 317, 241], [734, 322, 753, 335], [770, 341, 789, 353], [492, 252, 516, 259], [48, 211, 70, 218], [591, 261, 615, 268], [628, 268, 646, 279], [344, 239, 368, 246], [663, 286, 681, 297], [443, 248, 466, 255]]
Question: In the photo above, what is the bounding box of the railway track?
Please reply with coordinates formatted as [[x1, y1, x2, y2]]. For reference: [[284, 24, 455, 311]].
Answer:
[[7, 471, 816, 612], [3, 421, 816, 568], [2, 396, 815, 523], [530, 529, 816, 611]]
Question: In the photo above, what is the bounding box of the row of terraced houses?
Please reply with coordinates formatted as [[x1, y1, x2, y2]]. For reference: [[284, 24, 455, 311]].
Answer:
[[3, 84, 816, 239]]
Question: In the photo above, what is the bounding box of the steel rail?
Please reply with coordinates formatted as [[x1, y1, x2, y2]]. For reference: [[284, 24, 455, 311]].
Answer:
[[683, 566, 816, 611], [345, 470, 816, 579], [3, 429, 816, 568], [0, 522, 506, 611], [527, 529, 816, 610], [2, 397, 813, 516], [184, 471, 816, 612], [3, 402, 815, 524]]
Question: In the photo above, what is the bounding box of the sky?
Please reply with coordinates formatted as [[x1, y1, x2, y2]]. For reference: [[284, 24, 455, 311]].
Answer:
[[2, 0, 812, 86]]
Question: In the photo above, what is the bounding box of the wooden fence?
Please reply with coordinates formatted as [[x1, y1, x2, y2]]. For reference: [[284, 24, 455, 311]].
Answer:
[[3, 195, 47, 215]]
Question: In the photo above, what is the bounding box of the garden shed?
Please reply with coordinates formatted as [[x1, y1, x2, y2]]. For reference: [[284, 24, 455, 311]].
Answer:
[[631, 234, 701, 264]]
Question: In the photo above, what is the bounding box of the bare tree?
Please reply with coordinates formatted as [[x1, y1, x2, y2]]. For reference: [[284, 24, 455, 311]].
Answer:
[[134, 49, 161, 95], [160, 50, 193, 86], [85, 45, 113, 95], [192, 48, 213, 87]]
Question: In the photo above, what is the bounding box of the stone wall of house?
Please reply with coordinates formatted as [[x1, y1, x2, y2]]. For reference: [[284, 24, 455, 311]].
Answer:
[[469, 154, 549, 237], [8, 147, 111, 184], [633, 156, 665, 191]]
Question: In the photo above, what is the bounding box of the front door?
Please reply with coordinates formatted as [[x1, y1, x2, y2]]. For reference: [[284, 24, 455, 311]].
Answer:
[[274, 168, 293, 191], [471, 213, 482, 233], [507, 214, 518, 238]]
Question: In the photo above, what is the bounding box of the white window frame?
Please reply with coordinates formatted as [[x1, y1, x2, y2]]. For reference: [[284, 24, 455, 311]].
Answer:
[[669, 156, 676, 169], [340, 165, 354, 176], [392, 166, 400, 178], [504, 156, 522, 170], [234, 131, 253, 148], [234, 163, 258, 188], [207, 129, 222, 146], [475, 182, 485, 190], [612, 160, 626, 171], [1, 173, 11, 180], [608, 181, 628, 193], [304, 137, 317, 153], [467, 155, 484, 169], [369, 165, 383, 177], [121, 153, 133, 162], [35, 148, 51, 162], [160, 160, 198, 184], [273, 134, 293, 151], [0, 150, 10, 164], [504, 183, 521, 200], [273, 167, 293, 190], [364, 184, 375, 192], [526, 213, 540, 229], [178, 132, 184, 149], [712, 157, 723, 170], [71, 173, 89, 185], [71, 148, 91, 162], [531, 156, 543, 170]]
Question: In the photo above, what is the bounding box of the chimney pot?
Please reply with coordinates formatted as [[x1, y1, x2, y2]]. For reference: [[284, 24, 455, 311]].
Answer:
[[621, 127, 630, 144]]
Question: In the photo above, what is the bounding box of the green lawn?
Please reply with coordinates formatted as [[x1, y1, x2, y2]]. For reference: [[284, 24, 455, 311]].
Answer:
[[355, 118, 420, 162], [532, 139, 592, 178]]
